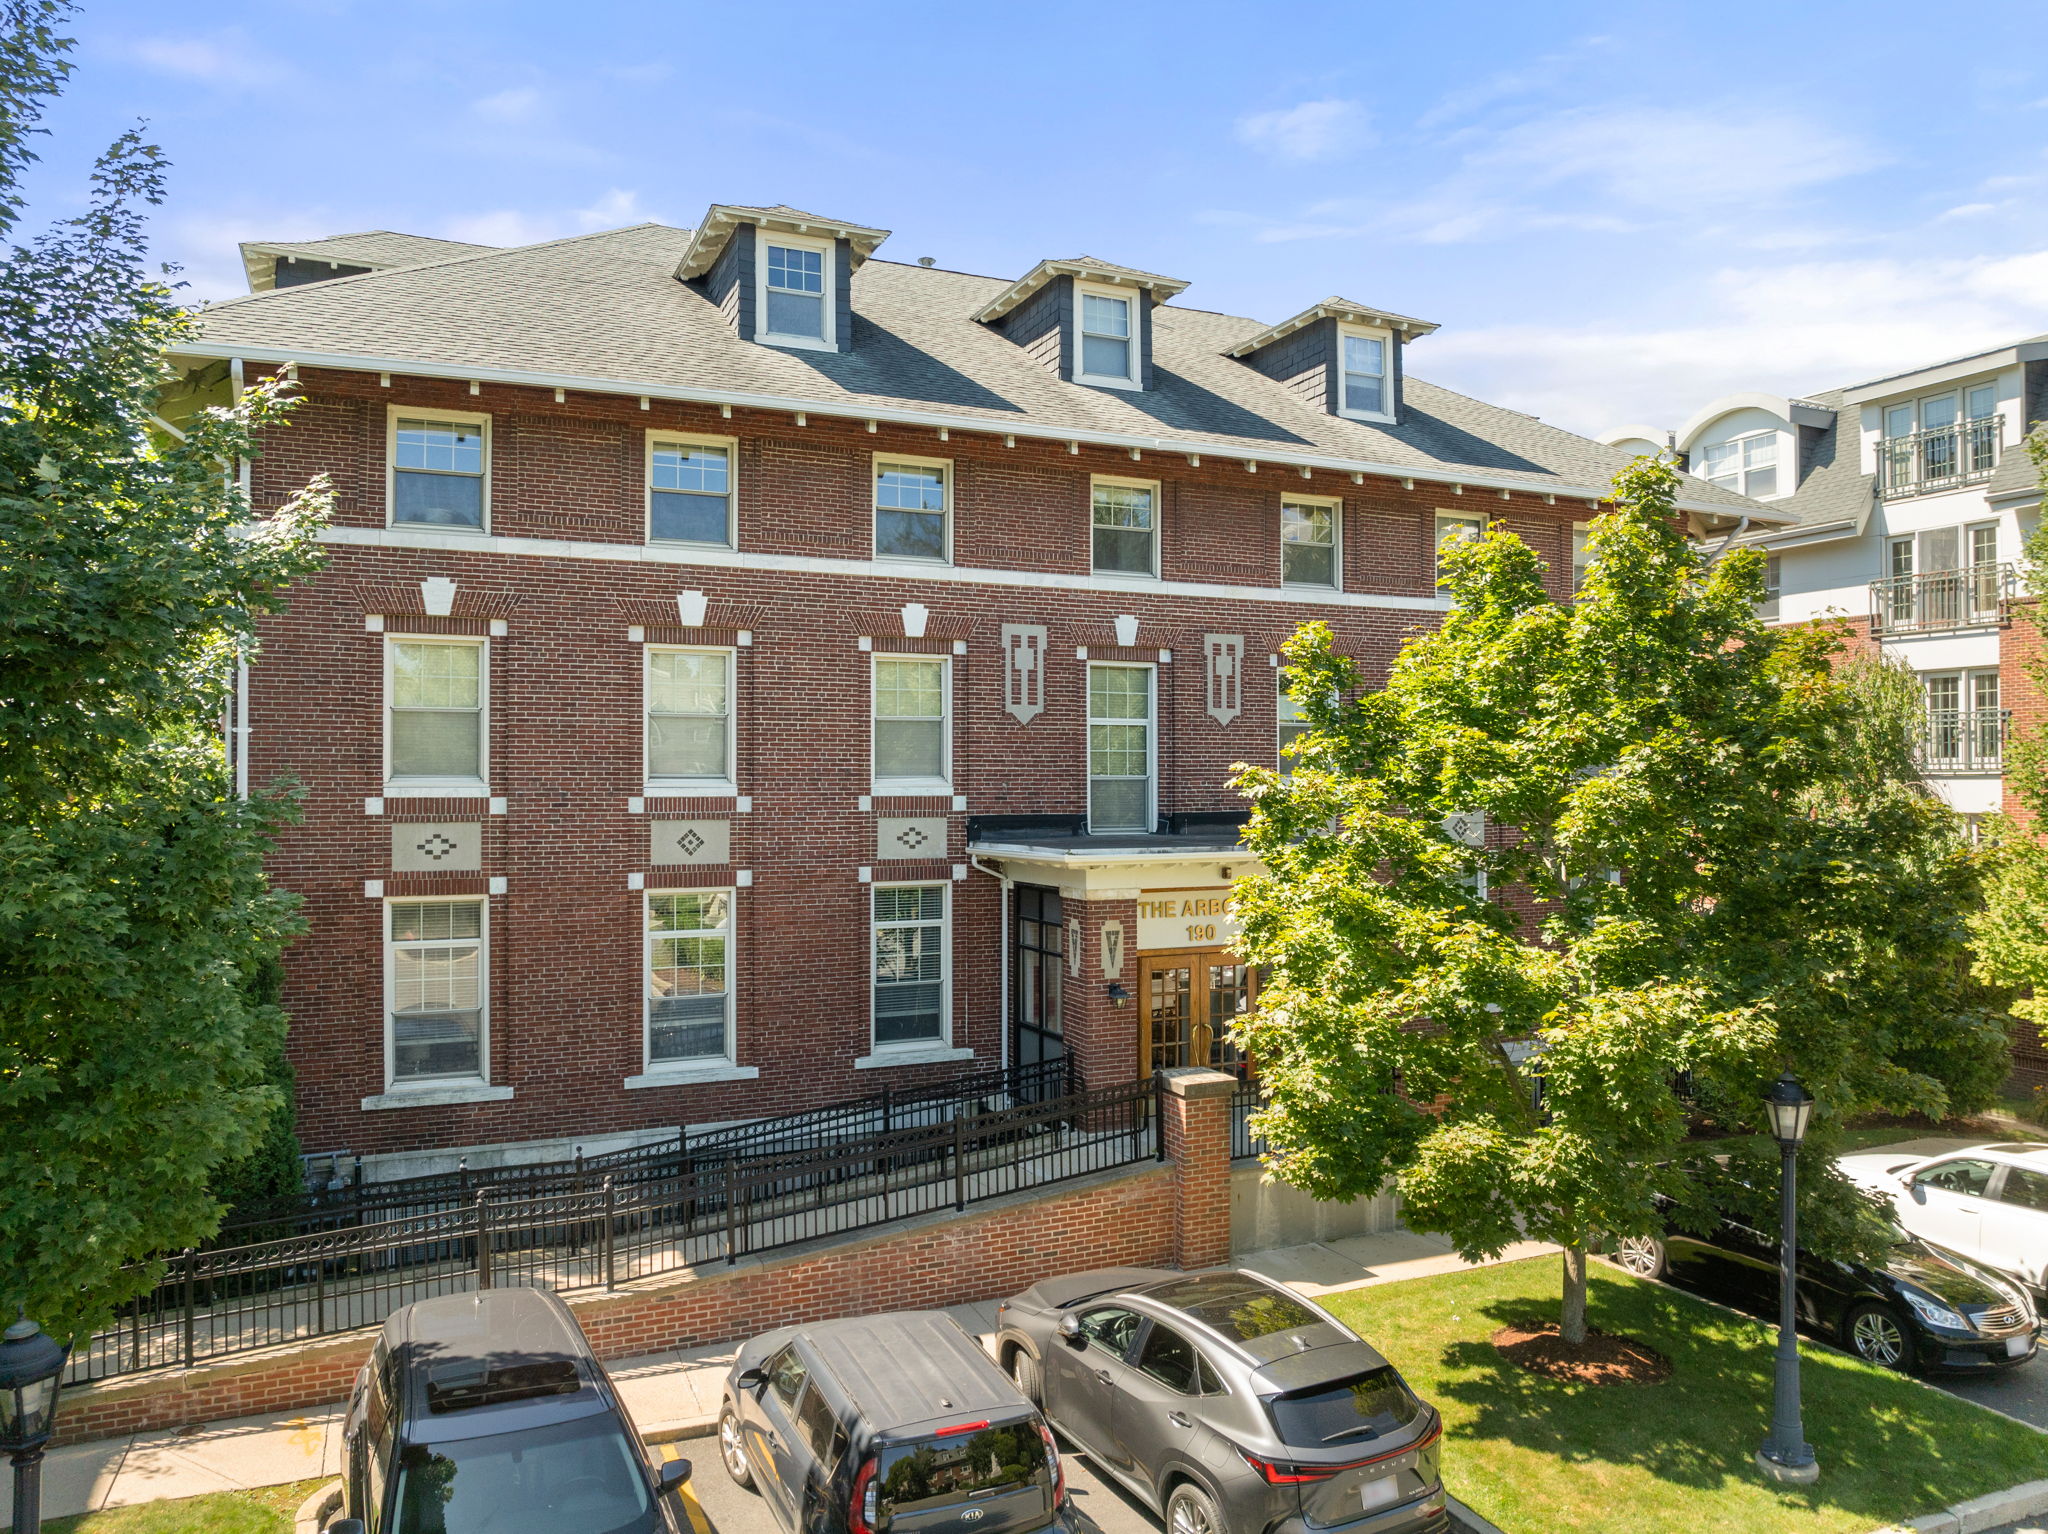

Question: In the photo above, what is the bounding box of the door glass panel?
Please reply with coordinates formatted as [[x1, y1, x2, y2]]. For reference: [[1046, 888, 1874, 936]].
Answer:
[[1134, 1325, 1199, 1394], [1076, 1306, 1144, 1357], [1921, 394, 1958, 429], [1206, 963, 1252, 1074], [1147, 967, 1192, 1072], [1966, 384, 1997, 420], [1919, 527, 1960, 573], [1885, 404, 1915, 438], [1999, 1168, 2048, 1211], [1915, 1159, 1997, 1196]]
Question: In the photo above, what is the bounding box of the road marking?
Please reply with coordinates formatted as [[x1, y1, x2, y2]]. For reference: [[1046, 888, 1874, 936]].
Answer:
[[660, 1444, 713, 1534]]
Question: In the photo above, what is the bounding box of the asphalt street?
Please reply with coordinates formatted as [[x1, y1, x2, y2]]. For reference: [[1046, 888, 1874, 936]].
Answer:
[[1933, 1348, 2048, 1430]]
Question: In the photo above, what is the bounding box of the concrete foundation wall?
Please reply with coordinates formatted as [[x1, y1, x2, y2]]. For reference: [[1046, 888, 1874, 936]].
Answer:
[[1229, 1163, 1401, 1252]]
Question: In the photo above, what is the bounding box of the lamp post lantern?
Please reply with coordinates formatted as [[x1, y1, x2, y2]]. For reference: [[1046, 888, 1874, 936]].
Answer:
[[0, 1313, 68, 1534], [1756, 1074, 1819, 1484]]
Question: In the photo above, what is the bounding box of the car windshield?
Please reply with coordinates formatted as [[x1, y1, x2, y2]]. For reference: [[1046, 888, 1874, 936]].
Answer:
[[394, 1412, 655, 1534], [1265, 1368, 1420, 1447], [876, 1418, 1047, 1514]]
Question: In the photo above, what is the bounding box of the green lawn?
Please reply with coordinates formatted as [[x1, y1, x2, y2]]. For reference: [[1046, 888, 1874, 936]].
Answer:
[[1319, 1258, 2048, 1534], [41, 1478, 329, 1534]]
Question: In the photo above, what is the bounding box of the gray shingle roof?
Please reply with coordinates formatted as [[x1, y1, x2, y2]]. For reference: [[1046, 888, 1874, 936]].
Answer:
[[241, 231, 499, 269], [1737, 389, 1875, 539], [187, 223, 1765, 512], [1987, 442, 2044, 505]]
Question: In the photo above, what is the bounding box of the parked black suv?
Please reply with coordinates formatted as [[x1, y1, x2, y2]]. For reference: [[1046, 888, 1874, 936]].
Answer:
[[719, 1311, 1073, 1534], [333, 1286, 691, 1534]]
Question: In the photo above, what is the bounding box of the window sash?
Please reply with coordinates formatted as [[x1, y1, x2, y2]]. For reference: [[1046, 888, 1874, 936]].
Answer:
[[647, 649, 732, 783], [875, 461, 950, 561], [1088, 666, 1153, 832], [1091, 483, 1157, 575], [873, 658, 949, 785], [1281, 501, 1338, 587], [1434, 514, 1483, 586], [873, 885, 947, 1046], [1341, 334, 1387, 415], [649, 441, 732, 545], [763, 242, 827, 340], [388, 641, 484, 783], [647, 891, 733, 1066], [1079, 293, 1133, 380], [392, 418, 485, 528], [388, 900, 485, 1083]]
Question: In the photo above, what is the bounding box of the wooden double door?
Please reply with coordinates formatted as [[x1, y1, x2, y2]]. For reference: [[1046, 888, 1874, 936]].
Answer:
[[1138, 949, 1257, 1077]]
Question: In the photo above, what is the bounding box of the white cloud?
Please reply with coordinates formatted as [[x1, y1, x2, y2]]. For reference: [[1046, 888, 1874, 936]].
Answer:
[[124, 31, 291, 88], [1234, 99, 1370, 162], [438, 189, 662, 249], [1418, 247, 2048, 436]]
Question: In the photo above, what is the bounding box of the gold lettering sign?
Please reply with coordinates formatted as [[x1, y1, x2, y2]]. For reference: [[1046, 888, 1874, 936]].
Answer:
[[1134, 889, 1243, 953]]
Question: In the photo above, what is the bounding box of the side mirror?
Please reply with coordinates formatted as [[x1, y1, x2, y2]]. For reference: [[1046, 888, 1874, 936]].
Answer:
[[327, 1521, 367, 1534], [656, 1458, 692, 1495], [1056, 1315, 1085, 1348], [735, 1366, 766, 1390]]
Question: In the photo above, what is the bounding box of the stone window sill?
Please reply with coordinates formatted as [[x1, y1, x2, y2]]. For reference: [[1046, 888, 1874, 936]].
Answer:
[[361, 1083, 515, 1111], [623, 1064, 761, 1090], [854, 1045, 975, 1070]]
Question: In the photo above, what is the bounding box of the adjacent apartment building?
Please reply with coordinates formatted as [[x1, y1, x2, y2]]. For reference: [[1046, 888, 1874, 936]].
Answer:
[[1602, 333, 2047, 832], [169, 205, 1768, 1181]]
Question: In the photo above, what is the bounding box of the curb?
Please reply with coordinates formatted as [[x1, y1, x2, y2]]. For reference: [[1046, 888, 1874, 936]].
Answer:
[[1446, 1494, 1508, 1534], [293, 1479, 343, 1534], [1876, 1476, 2048, 1534], [641, 1411, 719, 1444]]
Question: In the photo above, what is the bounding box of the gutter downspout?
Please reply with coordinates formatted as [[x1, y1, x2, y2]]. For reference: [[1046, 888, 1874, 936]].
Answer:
[[228, 358, 251, 797], [969, 855, 1013, 1078], [1704, 515, 1753, 565]]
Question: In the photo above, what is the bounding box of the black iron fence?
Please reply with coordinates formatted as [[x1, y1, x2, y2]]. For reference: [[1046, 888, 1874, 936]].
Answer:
[[224, 1056, 1080, 1246], [68, 1070, 1154, 1387], [1868, 563, 2014, 635], [1231, 1077, 1266, 1162]]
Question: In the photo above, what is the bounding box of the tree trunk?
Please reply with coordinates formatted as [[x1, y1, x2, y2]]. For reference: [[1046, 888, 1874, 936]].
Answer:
[[1560, 1244, 1589, 1347]]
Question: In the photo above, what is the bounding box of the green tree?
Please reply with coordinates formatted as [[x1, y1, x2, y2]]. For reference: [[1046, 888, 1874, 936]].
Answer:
[[1233, 458, 2004, 1345], [1972, 423, 2048, 1052], [0, 0, 328, 1341]]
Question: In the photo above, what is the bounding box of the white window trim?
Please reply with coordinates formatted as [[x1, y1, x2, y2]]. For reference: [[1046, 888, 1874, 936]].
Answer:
[[1090, 474, 1162, 580], [644, 644, 737, 797], [1074, 280, 1142, 391], [1888, 521, 2002, 577], [1280, 493, 1343, 591], [1698, 429, 1782, 501], [1571, 520, 1592, 595], [381, 896, 490, 1094], [1335, 324, 1394, 423], [1433, 510, 1486, 588], [871, 653, 952, 796], [387, 404, 490, 533], [629, 886, 756, 1085], [1086, 660, 1158, 836], [645, 429, 738, 549], [860, 880, 965, 1066], [754, 229, 836, 352], [871, 452, 954, 565], [383, 635, 488, 798]]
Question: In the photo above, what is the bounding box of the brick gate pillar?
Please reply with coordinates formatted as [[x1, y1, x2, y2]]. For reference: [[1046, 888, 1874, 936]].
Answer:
[[1158, 1066, 1237, 1269]]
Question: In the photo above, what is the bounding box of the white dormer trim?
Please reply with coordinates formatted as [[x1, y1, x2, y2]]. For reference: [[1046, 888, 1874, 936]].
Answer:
[[754, 228, 836, 353], [1335, 323, 1396, 424], [1074, 280, 1143, 391], [674, 204, 889, 282]]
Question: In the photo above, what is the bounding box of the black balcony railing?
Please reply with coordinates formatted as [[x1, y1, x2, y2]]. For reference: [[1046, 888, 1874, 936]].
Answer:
[[1919, 708, 2009, 773], [1880, 415, 2002, 498], [1869, 563, 2014, 635]]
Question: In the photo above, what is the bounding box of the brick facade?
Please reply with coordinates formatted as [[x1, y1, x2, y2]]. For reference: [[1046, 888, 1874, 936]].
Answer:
[[246, 364, 1603, 1165]]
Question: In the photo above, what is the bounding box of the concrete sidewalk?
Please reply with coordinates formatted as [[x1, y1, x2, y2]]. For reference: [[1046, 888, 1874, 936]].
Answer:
[[6, 1227, 1556, 1528]]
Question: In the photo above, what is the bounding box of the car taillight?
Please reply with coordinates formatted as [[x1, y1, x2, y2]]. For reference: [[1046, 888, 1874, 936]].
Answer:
[[934, 1420, 990, 1436], [1235, 1421, 1443, 1486], [1039, 1422, 1065, 1504], [850, 1456, 879, 1534]]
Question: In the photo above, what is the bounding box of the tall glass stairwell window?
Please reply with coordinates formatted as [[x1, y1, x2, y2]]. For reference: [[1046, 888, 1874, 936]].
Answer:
[[1088, 664, 1154, 833]]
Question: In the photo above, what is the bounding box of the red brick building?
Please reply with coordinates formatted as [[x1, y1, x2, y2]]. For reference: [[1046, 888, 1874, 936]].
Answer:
[[168, 207, 1759, 1181]]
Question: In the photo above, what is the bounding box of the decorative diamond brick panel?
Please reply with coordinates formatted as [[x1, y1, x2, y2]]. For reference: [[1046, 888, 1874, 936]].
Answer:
[[652, 819, 730, 866], [877, 816, 947, 860], [391, 822, 481, 872]]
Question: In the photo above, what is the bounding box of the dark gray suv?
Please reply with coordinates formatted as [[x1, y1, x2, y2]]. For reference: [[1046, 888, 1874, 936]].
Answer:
[[719, 1311, 1074, 1534], [994, 1269, 1444, 1534]]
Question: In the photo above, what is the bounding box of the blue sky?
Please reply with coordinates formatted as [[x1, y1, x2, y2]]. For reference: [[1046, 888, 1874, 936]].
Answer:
[[21, 0, 2048, 435]]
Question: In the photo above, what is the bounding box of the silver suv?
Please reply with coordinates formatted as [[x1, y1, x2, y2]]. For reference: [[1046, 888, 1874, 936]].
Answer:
[[994, 1268, 1444, 1534]]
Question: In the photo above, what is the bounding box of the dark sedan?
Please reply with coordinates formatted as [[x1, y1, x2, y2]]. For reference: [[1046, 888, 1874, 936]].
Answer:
[[1611, 1201, 2039, 1374]]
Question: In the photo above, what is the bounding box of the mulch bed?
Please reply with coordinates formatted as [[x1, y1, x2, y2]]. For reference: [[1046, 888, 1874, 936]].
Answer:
[[1491, 1322, 1673, 1385]]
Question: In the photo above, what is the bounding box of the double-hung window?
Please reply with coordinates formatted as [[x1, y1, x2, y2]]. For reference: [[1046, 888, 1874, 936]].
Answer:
[[874, 458, 950, 562], [646, 647, 734, 792], [1434, 512, 1484, 588], [873, 657, 950, 793], [390, 413, 487, 528], [1281, 498, 1339, 588], [1077, 287, 1136, 386], [1092, 479, 1158, 576], [1088, 664, 1154, 833], [649, 436, 733, 545], [387, 639, 485, 794], [1699, 432, 1778, 499], [1338, 331, 1390, 420], [1570, 523, 1592, 595], [759, 236, 830, 347], [646, 890, 733, 1069], [872, 884, 948, 1048], [387, 899, 486, 1085], [1277, 687, 1310, 765]]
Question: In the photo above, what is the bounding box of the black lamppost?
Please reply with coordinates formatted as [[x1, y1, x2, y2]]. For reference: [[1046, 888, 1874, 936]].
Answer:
[[0, 1313, 68, 1534], [1755, 1074, 1819, 1484]]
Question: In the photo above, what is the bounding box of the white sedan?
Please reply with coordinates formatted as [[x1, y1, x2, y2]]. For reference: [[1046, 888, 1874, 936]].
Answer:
[[1839, 1143, 2048, 1298]]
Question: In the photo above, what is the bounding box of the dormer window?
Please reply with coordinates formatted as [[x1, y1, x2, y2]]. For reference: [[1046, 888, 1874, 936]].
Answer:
[[1340, 334, 1388, 418], [1079, 289, 1136, 386], [758, 233, 833, 349], [1700, 432, 1778, 499]]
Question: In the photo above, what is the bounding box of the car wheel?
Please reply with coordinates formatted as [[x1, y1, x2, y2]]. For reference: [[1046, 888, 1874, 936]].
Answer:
[[1609, 1236, 1666, 1280], [1844, 1303, 1918, 1373], [1166, 1481, 1225, 1534], [719, 1407, 756, 1490], [1009, 1347, 1043, 1406]]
